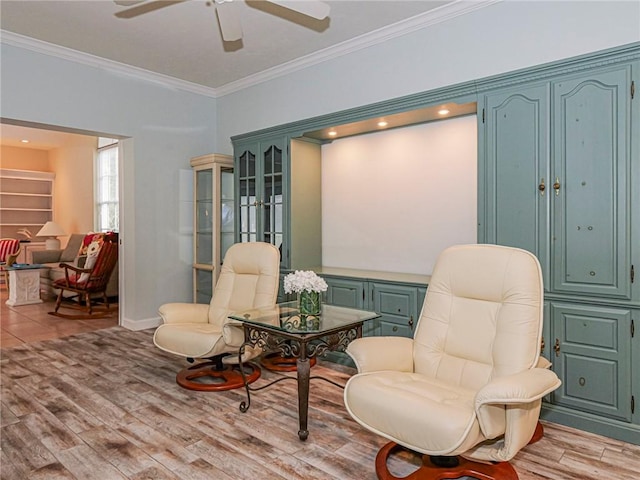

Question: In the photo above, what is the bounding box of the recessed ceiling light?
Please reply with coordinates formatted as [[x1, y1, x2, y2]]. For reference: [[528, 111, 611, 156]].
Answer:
[[328, 131, 337, 136], [438, 109, 450, 115], [21, 139, 29, 143], [377, 121, 388, 127]]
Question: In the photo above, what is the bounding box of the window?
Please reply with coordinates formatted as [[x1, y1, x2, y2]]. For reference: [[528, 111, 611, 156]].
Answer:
[[96, 138, 119, 232]]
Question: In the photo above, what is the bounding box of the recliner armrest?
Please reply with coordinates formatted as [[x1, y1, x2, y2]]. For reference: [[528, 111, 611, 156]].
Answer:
[[158, 303, 209, 324], [346, 336, 414, 373], [475, 367, 561, 408], [32, 249, 63, 264]]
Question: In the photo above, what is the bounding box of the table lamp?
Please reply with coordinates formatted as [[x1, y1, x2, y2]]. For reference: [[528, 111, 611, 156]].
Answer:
[[36, 221, 67, 250]]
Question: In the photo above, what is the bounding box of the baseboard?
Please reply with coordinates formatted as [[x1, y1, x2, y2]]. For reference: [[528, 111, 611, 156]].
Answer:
[[541, 403, 640, 445], [120, 315, 162, 331]]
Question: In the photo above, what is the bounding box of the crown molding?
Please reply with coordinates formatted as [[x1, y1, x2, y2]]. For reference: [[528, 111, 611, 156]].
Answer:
[[0, 30, 220, 98], [0, 0, 501, 99], [214, 0, 502, 96]]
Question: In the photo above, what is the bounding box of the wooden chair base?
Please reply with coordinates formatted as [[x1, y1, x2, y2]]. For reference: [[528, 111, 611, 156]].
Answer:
[[176, 361, 261, 391], [51, 293, 113, 319], [260, 352, 317, 372], [375, 442, 518, 480], [528, 421, 544, 444]]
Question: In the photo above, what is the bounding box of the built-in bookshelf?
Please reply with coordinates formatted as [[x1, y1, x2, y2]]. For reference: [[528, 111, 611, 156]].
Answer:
[[0, 168, 55, 240]]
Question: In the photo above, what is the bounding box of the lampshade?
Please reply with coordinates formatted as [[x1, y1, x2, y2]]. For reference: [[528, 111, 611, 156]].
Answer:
[[36, 221, 67, 250]]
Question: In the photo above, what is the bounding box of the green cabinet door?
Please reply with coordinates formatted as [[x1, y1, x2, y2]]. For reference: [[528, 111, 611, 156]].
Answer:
[[551, 66, 632, 298], [236, 141, 259, 243], [235, 137, 288, 267], [482, 83, 550, 288], [551, 302, 632, 422], [324, 277, 366, 309], [371, 283, 418, 339]]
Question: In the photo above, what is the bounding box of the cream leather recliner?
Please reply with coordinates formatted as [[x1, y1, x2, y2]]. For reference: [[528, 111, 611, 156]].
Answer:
[[344, 244, 561, 480], [154, 242, 280, 391]]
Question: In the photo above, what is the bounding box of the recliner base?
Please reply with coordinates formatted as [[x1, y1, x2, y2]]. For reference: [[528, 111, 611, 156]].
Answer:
[[176, 360, 261, 392], [375, 442, 518, 480], [260, 352, 317, 372]]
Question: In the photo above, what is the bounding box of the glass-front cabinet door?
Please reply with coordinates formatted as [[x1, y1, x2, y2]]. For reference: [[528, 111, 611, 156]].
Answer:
[[262, 143, 284, 253], [191, 153, 235, 303], [235, 138, 287, 266]]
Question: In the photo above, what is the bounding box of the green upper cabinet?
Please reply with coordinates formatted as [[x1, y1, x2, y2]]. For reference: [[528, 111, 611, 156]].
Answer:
[[480, 61, 637, 300], [234, 136, 321, 270], [481, 83, 550, 288], [551, 66, 632, 299], [235, 137, 286, 265]]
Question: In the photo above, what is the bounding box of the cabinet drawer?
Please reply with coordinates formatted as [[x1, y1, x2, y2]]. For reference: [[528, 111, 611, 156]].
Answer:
[[323, 277, 366, 309], [372, 283, 418, 337], [380, 319, 413, 338], [551, 303, 632, 421]]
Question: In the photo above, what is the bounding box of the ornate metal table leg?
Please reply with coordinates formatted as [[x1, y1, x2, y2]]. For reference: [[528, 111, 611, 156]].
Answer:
[[296, 355, 311, 441], [238, 342, 251, 413]]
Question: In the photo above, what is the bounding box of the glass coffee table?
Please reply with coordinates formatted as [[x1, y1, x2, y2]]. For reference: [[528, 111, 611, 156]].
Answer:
[[229, 301, 380, 440]]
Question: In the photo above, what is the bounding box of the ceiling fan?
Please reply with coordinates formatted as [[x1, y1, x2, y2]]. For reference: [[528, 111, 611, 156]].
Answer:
[[114, 0, 330, 42]]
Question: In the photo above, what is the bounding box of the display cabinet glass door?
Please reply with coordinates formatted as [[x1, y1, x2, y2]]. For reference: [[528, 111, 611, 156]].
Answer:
[[237, 146, 257, 243], [236, 139, 286, 264], [220, 167, 235, 264], [194, 168, 214, 303], [262, 143, 284, 254], [192, 154, 235, 304]]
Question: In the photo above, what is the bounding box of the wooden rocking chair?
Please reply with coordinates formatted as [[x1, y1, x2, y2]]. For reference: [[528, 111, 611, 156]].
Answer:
[[50, 240, 118, 319]]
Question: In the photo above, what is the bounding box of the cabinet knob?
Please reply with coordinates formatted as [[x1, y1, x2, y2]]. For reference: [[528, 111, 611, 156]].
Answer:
[[538, 178, 546, 196], [554, 338, 560, 357], [408, 315, 414, 331], [553, 177, 561, 196]]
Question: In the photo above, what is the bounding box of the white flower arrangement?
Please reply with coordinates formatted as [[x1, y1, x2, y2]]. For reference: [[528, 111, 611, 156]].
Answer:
[[283, 270, 328, 294]]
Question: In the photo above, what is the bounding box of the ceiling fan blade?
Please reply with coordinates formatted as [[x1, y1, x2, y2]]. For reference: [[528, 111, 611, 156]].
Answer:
[[216, 2, 243, 42], [115, 0, 185, 19], [114, 1, 146, 6], [267, 0, 330, 20]]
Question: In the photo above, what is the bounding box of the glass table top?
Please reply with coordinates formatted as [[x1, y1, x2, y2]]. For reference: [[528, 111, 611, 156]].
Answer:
[[228, 301, 380, 335]]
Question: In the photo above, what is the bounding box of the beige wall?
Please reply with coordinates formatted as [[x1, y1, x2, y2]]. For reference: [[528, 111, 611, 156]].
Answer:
[[49, 137, 96, 237], [0, 145, 50, 171], [1, 137, 96, 248]]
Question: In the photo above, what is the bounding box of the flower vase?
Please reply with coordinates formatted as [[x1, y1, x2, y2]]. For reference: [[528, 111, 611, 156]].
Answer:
[[298, 290, 321, 317]]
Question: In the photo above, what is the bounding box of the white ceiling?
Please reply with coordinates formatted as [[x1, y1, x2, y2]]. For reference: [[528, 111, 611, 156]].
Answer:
[[0, 0, 466, 91], [0, 123, 97, 150]]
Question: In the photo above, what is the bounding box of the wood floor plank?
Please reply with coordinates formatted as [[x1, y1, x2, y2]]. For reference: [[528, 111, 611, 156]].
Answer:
[[78, 424, 161, 477], [53, 444, 128, 480], [1, 326, 638, 480], [187, 436, 288, 480], [1, 421, 59, 474]]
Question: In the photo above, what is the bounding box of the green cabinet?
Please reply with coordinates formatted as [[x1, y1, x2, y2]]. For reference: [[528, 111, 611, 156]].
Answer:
[[482, 82, 550, 288], [551, 68, 632, 299], [325, 277, 366, 309], [479, 56, 640, 444], [481, 63, 634, 298], [321, 270, 428, 340], [372, 283, 417, 338], [235, 137, 286, 259], [551, 303, 632, 422], [233, 136, 321, 270]]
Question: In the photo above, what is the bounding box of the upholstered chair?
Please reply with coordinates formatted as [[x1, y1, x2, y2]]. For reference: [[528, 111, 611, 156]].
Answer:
[[154, 242, 280, 391], [344, 244, 561, 480]]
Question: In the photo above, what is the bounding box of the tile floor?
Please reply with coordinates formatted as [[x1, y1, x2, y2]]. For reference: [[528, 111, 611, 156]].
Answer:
[[0, 285, 118, 347]]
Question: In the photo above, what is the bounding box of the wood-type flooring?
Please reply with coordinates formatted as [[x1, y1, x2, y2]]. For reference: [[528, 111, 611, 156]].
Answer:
[[1, 302, 639, 479]]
